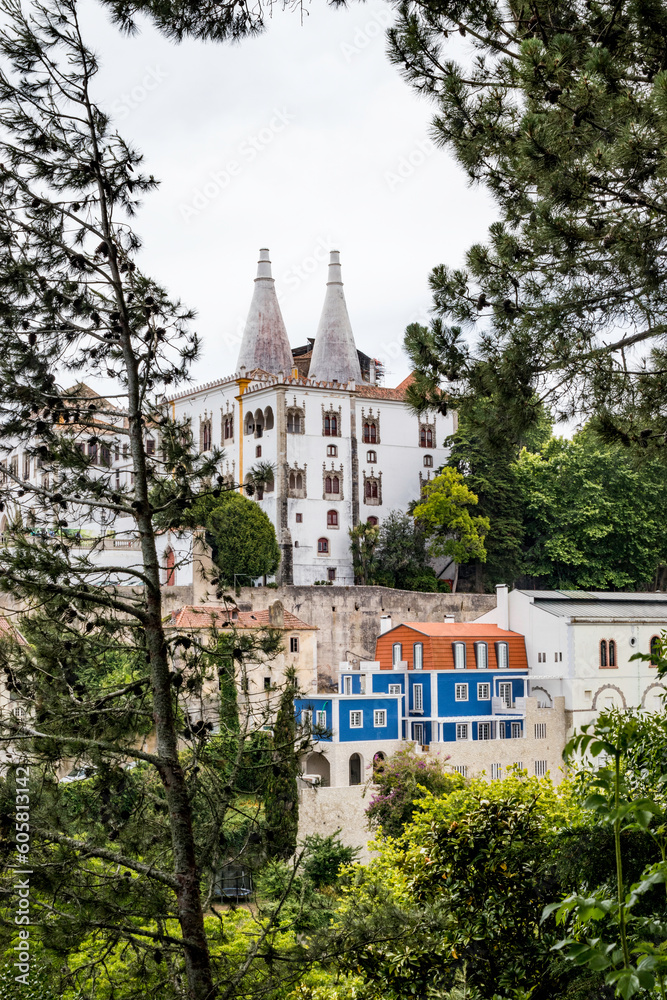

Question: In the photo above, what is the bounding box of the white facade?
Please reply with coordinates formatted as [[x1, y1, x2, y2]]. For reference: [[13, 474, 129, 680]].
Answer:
[[169, 250, 454, 585], [476, 587, 667, 733]]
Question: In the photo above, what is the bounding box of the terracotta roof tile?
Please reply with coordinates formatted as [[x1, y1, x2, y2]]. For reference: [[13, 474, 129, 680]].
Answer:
[[0, 615, 26, 644], [167, 605, 316, 631], [398, 622, 522, 639]]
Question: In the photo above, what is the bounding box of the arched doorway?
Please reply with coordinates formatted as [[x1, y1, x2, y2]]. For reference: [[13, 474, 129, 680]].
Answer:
[[304, 752, 330, 787], [349, 753, 362, 786]]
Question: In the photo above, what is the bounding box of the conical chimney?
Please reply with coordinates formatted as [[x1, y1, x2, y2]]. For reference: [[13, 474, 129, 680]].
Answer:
[[308, 251, 362, 384], [236, 249, 293, 375]]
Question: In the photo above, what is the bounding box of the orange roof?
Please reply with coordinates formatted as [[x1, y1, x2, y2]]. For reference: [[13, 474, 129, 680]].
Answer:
[[167, 605, 316, 631], [398, 622, 522, 640], [0, 615, 26, 644]]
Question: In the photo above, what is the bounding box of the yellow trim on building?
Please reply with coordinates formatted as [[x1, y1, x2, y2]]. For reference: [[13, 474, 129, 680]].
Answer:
[[235, 378, 251, 492]]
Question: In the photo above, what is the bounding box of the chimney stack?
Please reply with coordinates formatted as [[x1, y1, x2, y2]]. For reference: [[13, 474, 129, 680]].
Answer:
[[444, 613, 456, 623], [268, 600, 285, 629], [309, 252, 363, 384], [496, 583, 509, 631], [380, 614, 392, 634], [236, 250, 293, 375]]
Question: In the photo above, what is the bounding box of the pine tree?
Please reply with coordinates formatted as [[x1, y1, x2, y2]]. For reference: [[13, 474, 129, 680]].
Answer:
[[391, 0, 667, 444], [263, 669, 299, 861], [0, 4, 301, 996]]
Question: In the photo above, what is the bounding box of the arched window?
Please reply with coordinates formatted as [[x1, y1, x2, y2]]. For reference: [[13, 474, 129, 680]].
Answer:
[[600, 640, 608, 668], [331, 414, 338, 436], [650, 635, 661, 668], [331, 476, 339, 494], [365, 479, 378, 499], [367, 516, 379, 526], [426, 428, 433, 447], [324, 414, 331, 436], [392, 642, 402, 666], [327, 444, 337, 457], [349, 753, 362, 786], [317, 537, 329, 554], [263, 406, 274, 430], [327, 510, 338, 527], [223, 416, 234, 440], [423, 455, 433, 467], [367, 450, 377, 463], [474, 642, 488, 669], [244, 413, 254, 435], [363, 421, 377, 444], [164, 548, 176, 587], [420, 427, 426, 447], [325, 476, 332, 493], [287, 410, 303, 434], [296, 473, 303, 490], [609, 640, 616, 667], [413, 643, 423, 670], [289, 472, 296, 490], [452, 642, 466, 669]]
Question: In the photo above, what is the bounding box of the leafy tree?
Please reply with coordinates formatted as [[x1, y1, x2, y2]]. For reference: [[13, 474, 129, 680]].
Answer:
[[373, 510, 444, 592], [180, 490, 280, 586], [515, 433, 667, 589], [392, 0, 667, 447], [264, 668, 299, 861], [349, 521, 379, 586], [412, 469, 489, 592], [365, 745, 463, 838]]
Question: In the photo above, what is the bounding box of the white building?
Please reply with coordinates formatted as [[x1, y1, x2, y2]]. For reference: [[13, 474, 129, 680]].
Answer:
[[169, 249, 454, 585], [476, 586, 667, 734]]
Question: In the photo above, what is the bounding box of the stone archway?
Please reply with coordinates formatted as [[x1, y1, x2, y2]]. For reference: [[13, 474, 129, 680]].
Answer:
[[349, 752, 363, 786], [530, 686, 553, 708], [592, 684, 627, 711], [303, 752, 330, 787], [641, 682, 666, 710]]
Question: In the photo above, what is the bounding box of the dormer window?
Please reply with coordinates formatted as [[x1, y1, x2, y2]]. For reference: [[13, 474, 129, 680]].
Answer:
[[392, 642, 402, 666], [453, 642, 466, 669], [413, 642, 423, 670], [495, 642, 509, 669], [474, 642, 488, 669]]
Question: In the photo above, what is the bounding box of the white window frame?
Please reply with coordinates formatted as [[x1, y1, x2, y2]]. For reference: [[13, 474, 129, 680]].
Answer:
[[392, 642, 403, 666], [496, 642, 509, 669], [498, 722, 506, 740], [388, 684, 401, 695], [413, 642, 423, 670], [456, 722, 469, 741], [413, 683, 423, 712], [455, 683, 469, 702], [343, 675, 352, 695], [373, 709, 387, 728], [511, 721, 522, 739], [477, 682, 491, 701], [499, 681, 513, 708], [413, 722, 425, 744], [474, 642, 488, 669], [478, 722, 492, 741], [349, 710, 363, 729], [301, 709, 312, 728], [453, 642, 466, 670], [316, 710, 327, 728], [491, 763, 502, 781]]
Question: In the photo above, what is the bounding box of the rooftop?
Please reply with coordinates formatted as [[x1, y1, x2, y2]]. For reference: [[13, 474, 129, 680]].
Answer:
[[397, 622, 525, 639], [167, 605, 316, 631], [519, 590, 667, 622]]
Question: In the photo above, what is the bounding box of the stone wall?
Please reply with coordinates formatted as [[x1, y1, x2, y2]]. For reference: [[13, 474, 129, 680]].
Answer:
[[297, 784, 375, 861], [234, 585, 497, 689]]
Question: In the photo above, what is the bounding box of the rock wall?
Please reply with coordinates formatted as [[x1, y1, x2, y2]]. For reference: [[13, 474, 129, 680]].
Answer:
[[297, 784, 375, 861], [235, 585, 496, 688]]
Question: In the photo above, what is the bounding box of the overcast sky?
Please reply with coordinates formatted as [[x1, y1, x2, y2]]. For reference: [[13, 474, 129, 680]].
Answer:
[[81, 0, 497, 388]]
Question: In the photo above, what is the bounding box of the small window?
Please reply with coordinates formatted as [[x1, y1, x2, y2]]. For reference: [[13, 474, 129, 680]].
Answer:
[[453, 642, 466, 669], [290, 636, 299, 653], [499, 682, 513, 708], [349, 711, 363, 729], [413, 683, 423, 712], [455, 683, 468, 702], [255, 445, 262, 458], [327, 444, 337, 457], [301, 709, 312, 728], [453, 764, 468, 776], [474, 642, 488, 669], [263, 677, 271, 691], [367, 450, 377, 463], [478, 722, 491, 741], [373, 709, 387, 727], [392, 643, 403, 666], [423, 455, 433, 467], [511, 722, 522, 739], [495, 642, 509, 669], [388, 684, 401, 694], [343, 676, 352, 695], [316, 710, 327, 728], [295, 513, 303, 523], [413, 643, 423, 670], [650, 635, 661, 668], [534, 760, 548, 778], [327, 510, 339, 527], [327, 568, 336, 582], [317, 538, 329, 554], [491, 763, 502, 781], [146, 438, 156, 456], [367, 516, 379, 527], [477, 682, 490, 701], [88, 441, 98, 463], [600, 639, 608, 667], [534, 723, 546, 739], [498, 722, 506, 740], [609, 640, 616, 667], [456, 723, 469, 741]]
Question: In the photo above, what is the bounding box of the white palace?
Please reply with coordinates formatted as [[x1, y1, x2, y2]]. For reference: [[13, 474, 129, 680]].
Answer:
[[169, 250, 454, 585]]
